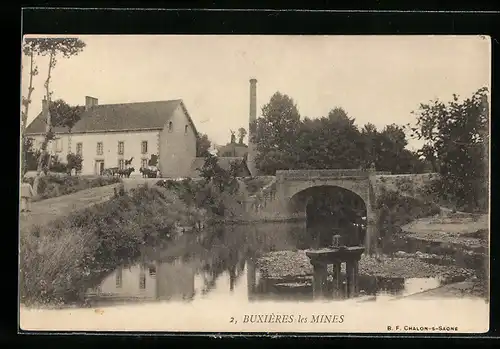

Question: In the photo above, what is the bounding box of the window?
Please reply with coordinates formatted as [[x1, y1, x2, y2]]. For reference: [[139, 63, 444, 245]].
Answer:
[[116, 268, 122, 288], [55, 138, 63, 152], [118, 159, 125, 170], [149, 266, 156, 277], [168, 121, 173, 132], [96, 142, 103, 155], [139, 272, 146, 290], [184, 125, 188, 134], [141, 141, 148, 154], [76, 143, 83, 156], [141, 158, 148, 168], [118, 141, 124, 155]]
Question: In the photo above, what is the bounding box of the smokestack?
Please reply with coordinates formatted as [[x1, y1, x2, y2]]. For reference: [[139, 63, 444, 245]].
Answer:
[[249, 78, 257, 123], [85, 96, 98, 110], [247, 78, 258, 176], [42, 97, 47, 111]]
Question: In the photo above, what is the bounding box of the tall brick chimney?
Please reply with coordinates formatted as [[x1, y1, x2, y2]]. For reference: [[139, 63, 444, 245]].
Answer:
[[85, 96, 98, 110], [247, 78, 258, 176]]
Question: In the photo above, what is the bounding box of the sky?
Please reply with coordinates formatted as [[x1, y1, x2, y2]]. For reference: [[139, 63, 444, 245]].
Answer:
[[21, 35, 491, 150]]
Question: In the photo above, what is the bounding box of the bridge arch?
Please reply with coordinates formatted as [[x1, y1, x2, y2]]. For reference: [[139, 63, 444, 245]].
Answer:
[[288, 185, 368, 248]]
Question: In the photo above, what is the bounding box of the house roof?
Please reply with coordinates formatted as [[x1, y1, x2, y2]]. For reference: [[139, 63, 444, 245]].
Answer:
[[25, 99, 199, 137], [188, 156, 250, 178]]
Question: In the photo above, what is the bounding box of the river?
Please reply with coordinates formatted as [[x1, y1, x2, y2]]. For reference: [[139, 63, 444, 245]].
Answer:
[[83, 221, 446, 307]]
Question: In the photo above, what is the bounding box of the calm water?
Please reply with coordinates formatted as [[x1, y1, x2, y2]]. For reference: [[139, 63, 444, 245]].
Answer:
[[84, 222, 445, 307]]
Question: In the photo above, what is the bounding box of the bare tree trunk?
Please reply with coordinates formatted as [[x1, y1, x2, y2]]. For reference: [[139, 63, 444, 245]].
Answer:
[[33, 51, 54, 197], [21, 51, 36, 177]]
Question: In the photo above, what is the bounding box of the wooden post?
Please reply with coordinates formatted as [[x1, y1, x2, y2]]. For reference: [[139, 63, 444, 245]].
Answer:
[[246, 259, 256, 301], [312, 262, 328, 299], [332, 262, 342, 299], [346, 260, 359, 298]]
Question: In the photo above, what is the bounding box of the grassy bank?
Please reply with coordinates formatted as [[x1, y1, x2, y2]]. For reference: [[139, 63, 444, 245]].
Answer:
[[19, 184, 206, 306], [26, 174, 121, 201], [158, 177, 246, 220]]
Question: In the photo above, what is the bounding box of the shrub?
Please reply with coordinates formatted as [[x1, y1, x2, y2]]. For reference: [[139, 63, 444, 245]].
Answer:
[[32, 174, 121, 201], [375, 188, 441, 250], [158, 154, 243, 219], [19, 185, 205, 305], [242, 176, 270, 195]]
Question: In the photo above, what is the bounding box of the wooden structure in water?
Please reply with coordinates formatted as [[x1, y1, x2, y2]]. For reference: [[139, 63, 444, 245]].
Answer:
[[306, 244, 365, 299]]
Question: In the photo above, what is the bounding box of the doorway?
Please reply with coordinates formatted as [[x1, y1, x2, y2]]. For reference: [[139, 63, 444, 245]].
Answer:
[[95, 160, 105, 175]]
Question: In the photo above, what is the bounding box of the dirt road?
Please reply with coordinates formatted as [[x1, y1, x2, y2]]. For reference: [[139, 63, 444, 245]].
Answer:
[[19, 183, 122, 234]]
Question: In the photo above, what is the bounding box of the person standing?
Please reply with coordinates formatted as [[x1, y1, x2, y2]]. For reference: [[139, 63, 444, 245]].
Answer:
[[20, 178, 34, 213]]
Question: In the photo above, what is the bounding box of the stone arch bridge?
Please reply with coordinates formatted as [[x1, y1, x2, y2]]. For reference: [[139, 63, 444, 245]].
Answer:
[[246, 169, 390, 254]]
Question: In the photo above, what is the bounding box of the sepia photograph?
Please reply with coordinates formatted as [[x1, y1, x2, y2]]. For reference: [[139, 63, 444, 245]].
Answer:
[[19, 35, 490, 333]]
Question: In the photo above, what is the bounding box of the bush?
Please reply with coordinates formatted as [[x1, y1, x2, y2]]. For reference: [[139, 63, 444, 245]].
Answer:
[[19, 185, 206, 306], [375, 188, 441, 249], [421, 178, 488, 214], [242, 176, 270, 195], [158, 154, 243, 219], [32, 174, 121, 201]]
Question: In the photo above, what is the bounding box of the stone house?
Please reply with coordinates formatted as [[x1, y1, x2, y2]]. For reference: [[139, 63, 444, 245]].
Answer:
[[25, 96, 199, 177]]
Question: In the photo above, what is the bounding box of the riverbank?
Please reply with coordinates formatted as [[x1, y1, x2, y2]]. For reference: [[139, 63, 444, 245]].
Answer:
[[255, 209, 489, 299], [19, 182, 123, 235], [255, 250, 474, 282], [19, 185, 207, 306]]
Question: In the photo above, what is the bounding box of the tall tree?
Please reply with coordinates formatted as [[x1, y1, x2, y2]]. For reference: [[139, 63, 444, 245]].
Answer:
[[411, 87, 489, 211], [28, 38, 86, 195], [49, 99, 83, 153], [252, 92, 301, 174], [294, 108, 363, 169], [196, 133, 212, 157], [237, 127, 247, 145], [360, 123, 378, 169], [21, 40, 40, 176]]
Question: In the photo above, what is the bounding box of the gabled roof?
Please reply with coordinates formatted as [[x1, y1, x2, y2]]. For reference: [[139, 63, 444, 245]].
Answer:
[[25, 99, 199, 137]]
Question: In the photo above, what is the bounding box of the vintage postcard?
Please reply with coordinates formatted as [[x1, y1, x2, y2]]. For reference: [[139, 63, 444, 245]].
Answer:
[[19, 34, 490, 334]]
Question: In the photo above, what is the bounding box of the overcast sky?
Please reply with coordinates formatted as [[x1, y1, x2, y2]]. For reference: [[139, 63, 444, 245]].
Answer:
[[21, 35, 490, 150]]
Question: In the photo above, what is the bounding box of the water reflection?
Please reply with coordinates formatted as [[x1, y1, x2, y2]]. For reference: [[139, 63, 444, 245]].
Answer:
[[85, 222, 445, 306]]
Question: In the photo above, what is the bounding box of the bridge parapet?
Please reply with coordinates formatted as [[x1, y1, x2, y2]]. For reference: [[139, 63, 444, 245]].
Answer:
[[276, 169, 391, 181]]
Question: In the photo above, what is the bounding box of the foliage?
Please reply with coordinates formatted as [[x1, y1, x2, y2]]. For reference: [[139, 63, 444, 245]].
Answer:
[[410, 87, 489, 212], [66, 153, 83, 174], [242, 176, 272, 195], [375, 188, 441, 251], [19, 185, 204, 305], [159, 154, 242, 218], [237, 127, 247, 144], [26, 38, 86, 196], [252, 92, 301, 174], [49, 99, 84, 131], [23, 138, 40, 172], [24, 38, 87, 59], [26, 174, 121, 201], [196, 133, 212, 157], [252, 92, 426, 175], [48, 156, 67, 173], [21, 40, 40, 176]]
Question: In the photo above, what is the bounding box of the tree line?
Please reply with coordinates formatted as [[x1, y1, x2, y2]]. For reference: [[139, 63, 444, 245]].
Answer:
[[251, 92, 428, 175], [251, 89, 489, 213]]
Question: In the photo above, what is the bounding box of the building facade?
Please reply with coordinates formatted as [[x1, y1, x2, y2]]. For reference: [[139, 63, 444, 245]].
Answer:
[[25, 96, 199, 177], [89, 260, 198, 301]]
